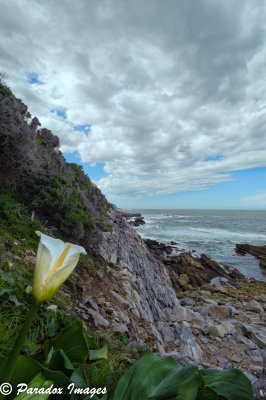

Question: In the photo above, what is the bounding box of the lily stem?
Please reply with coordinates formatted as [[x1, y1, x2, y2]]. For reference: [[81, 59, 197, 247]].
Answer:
[[0, 302, 39, 397]]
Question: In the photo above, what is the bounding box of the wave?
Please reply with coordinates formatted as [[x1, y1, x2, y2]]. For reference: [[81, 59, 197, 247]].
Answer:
[[189, 227, 266, 240]]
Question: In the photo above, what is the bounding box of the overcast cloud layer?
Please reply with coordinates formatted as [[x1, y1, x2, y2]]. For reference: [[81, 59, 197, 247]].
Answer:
[[1, 0, 266, 198]]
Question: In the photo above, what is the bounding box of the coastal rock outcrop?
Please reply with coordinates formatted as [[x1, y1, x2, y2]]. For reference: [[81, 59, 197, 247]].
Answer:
[[67, 211, 266, 398], [95, 207, 204, 362], [145, 238, 235, 289], [236, 243, 266, 269], [120, 212, 145, 226]]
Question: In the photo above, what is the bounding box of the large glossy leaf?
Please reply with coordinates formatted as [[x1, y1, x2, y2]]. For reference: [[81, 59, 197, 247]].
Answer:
[[0, 355, 70, 399], [14, 372, 53, 399], [43, 320, 90, 364], [89, 344, 108, 361], [109, 350, 199, 400], [46, 349, 75, 375], [197, 369, 255, 400]]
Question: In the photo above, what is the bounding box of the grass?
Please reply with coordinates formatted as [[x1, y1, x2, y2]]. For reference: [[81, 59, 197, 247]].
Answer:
[[85, 331, 132, 389]]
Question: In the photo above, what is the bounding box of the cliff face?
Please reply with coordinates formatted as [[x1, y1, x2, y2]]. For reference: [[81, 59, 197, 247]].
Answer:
[[96, 207, 202, 362]]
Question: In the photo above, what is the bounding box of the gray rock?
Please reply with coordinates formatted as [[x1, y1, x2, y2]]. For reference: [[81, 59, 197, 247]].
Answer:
[[112, 323, 128, 333], [83, 295, 99, 312], [218, 358, 232, 369], [207, 305, 232, 320], [128, 341, 149, 352], [243, 324, 266, 349], [110, 290, 129, 306], [170, 307, 202, 323], [173, 325, 202, 363], [180, 297, 195, 307], [150, 324, 164, 346], [194, 306, 209, 317], [115, 309, 130, 325], [254, 294, 266, 303], [246, 300, 264, 313], [157, 321, 175, 343], [97, 297, 106, 305], [209, 322, 234, 338], [200, 322, 211, 335], [211, 277, 232, 288], [86, 309, 110, 328], [96, 271, 104, 279]]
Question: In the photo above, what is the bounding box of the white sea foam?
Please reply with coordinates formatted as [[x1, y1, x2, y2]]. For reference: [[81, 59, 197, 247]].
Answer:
[[130, 209, 266, 281]]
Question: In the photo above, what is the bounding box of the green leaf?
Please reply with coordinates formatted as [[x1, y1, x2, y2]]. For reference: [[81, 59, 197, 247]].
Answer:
[[89, 344, 108, 361], [0, 270, 15, 284], [197, 369, 255, 400], [0, 288, 22, 306], [110, 350, 199, 400], [0, 354, 70, 399], [70, 369, 87, 389], [14, 372, 53, 399], [47, 349, 75, 374], [43, 320, 90, 364], [84, 332, 98, 350]]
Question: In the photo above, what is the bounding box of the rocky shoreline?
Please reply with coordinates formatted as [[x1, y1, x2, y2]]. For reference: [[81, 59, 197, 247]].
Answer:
[[144, 238, 266, 398], [120, 211, 145, 226], [74, 209, 266, 399], [42, 209, 266, 399], [236, 243, 266, 270]]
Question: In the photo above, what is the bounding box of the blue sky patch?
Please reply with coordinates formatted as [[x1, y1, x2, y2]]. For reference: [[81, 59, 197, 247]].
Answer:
[[64, 151, 108, 180], [26, 72, 43, 85], [51, 109, 67, 119], [109, 167, 266, 210], [74, 124, 91, 136], [204, 153, 223, 161]]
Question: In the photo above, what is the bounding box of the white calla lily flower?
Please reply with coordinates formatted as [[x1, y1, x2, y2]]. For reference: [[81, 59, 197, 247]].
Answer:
[[33, 231, 86, 303]]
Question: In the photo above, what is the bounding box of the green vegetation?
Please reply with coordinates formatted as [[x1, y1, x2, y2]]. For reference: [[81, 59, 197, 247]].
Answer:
[[21, 175, 95, 238], [0, 80, 109, 246], [0, 188, 43, 249], [0, 85, 12, 97], [107, 351, 255, 400], [0, 239, 131, 398]]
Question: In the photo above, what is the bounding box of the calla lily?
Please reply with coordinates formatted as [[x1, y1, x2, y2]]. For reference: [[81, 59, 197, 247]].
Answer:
[[33, 231, 86, 303]]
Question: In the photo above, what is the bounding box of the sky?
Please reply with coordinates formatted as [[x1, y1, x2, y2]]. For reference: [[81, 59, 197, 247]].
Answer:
[[0, 0, 266, 209]]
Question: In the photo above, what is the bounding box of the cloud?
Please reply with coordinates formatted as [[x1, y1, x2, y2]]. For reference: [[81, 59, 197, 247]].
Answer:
[[0, 0, 266, 198], [243, 192, 266, 206]]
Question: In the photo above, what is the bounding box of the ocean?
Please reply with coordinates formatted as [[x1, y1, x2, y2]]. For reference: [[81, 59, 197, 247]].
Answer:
[[126, 209, 266, 282]]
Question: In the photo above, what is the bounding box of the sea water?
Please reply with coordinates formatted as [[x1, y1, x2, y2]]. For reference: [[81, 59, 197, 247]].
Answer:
[[126, 209, 266, 282]]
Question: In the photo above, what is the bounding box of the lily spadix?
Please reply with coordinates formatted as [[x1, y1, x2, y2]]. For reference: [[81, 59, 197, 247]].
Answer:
[[33, 231, 86, 303]]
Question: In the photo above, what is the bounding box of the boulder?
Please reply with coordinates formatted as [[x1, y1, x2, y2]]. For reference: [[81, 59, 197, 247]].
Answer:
[[208, 305, 232, 320], [178, 274, 189, 287], [209, 322, 234, 338], [246, 300, 264, 313], [86, 309, 110, 328]]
